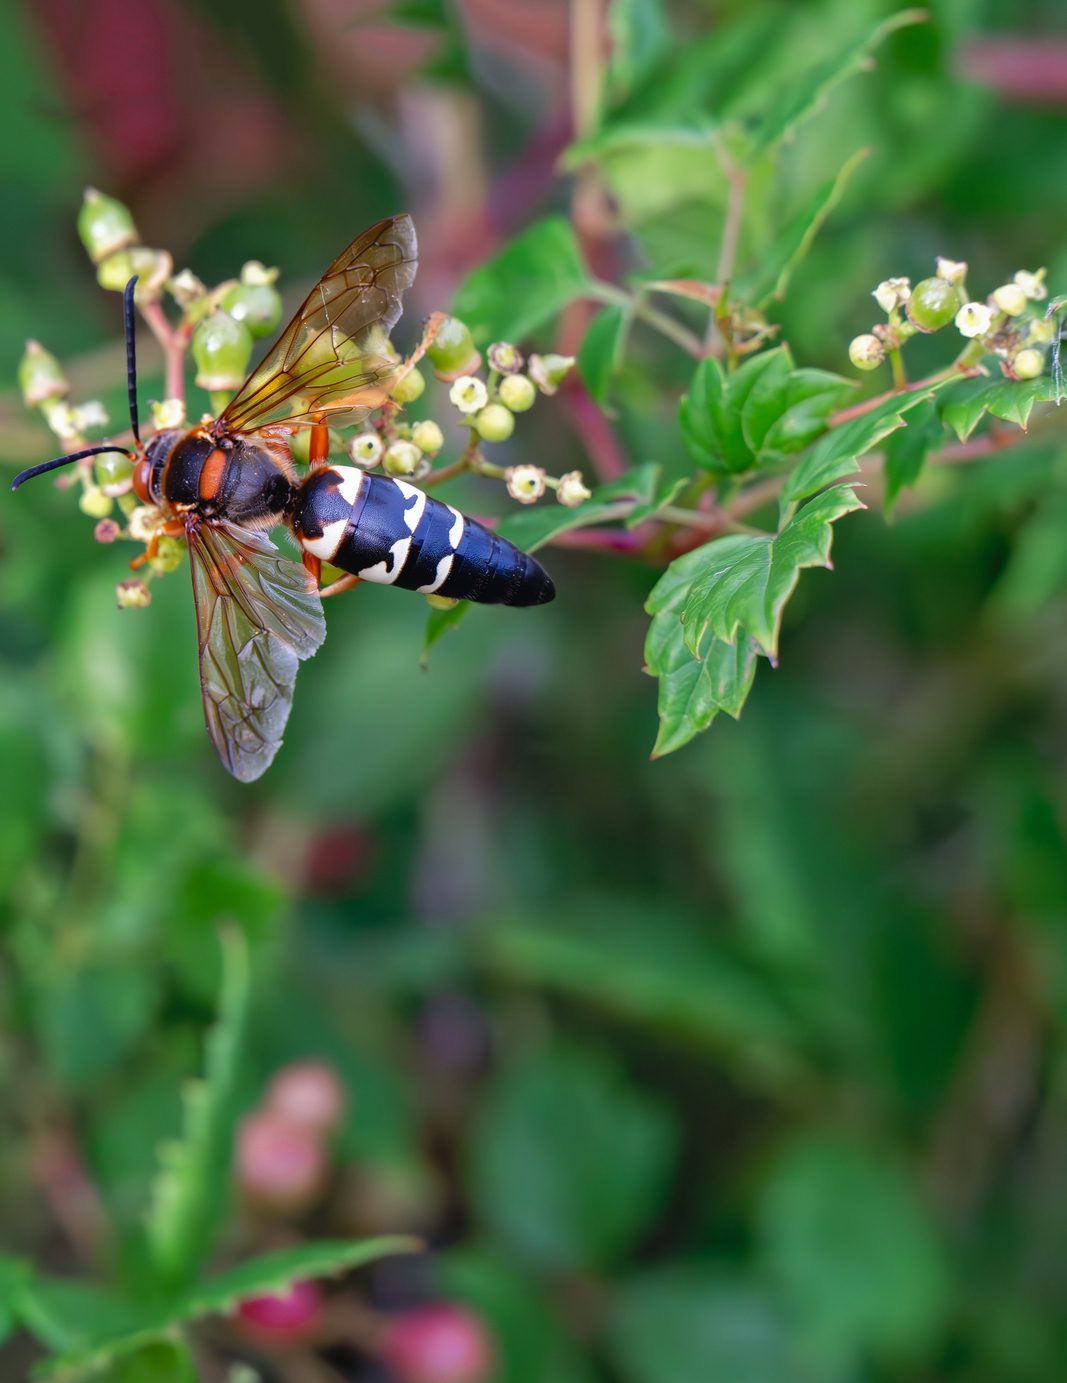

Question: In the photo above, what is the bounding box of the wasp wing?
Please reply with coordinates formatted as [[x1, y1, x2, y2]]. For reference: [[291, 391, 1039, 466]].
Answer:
[[218, 215, 418, 434], [187, 518, 326, 782]]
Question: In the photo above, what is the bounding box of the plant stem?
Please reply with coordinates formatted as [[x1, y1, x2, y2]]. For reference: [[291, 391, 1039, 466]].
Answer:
[[570, 0, 604, 143], [829, 364, 983, 428], [889, 348, 907, 390], [139, 299, 188, 405], [632, 300, 704, 358], [715, 159, 747, 286]]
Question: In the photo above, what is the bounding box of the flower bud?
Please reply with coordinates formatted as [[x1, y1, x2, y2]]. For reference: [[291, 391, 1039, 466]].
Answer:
[[96, 250, 134, 293], [474, 404, 514, 442], [556, 470, 592, 507], [449, 376, 488, 415], [94, 450, 133, 490], [151, 398, 186, 430], [351, 432, 384, 467], [935, 258, 968, 286], [528, 354, 575, 395], [149, 535, 185, 575], [116, 578, 151, 609], [1013, 348, 1045, 379], [955, 301, 993, 338], [411, 420, 444, 454], [498, 374, 536, 412], [98, 246, 173, 300], [128, 506, 164, 543], [40, 399, 78, 441], [848, 334, 885, 371], [79, 486, 113, 518], [241, 260, 280, 288], [18, 340, 69, 408], [193, 311, 254, 391], [235, 1110, 327, 1212], [384, 440, 422, 476], [237, 1281, 322, 1341], [427, 317, 481, 381], [380, 1303, 496, 1383], [94, 518, 121, 544], [992, 283, 1027, 317], [1027, 317, 1055, 345], [1014, 268, 1047, 302], [78, 187, 138, 265], [505, 465, 545, 503], [266, 1062, 346, 1135], [391, 368, 426, 404], [487, 341, 524, 374], [220, 277, 283, 339], [72, 400, 109, 432], [873, 277, 911, 314], [906, 277, 960, 332], [168, 268, 208, 309]]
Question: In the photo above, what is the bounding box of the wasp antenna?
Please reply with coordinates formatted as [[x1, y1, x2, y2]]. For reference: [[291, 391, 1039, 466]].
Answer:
[[124, 275, 141, 447], [11, 445, 133, 493]]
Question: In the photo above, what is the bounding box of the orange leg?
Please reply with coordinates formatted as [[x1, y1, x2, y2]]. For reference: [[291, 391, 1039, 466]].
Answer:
[[302, 552, 322, 585], [309, 423, 330, 468], [320, 573, 361, 598]]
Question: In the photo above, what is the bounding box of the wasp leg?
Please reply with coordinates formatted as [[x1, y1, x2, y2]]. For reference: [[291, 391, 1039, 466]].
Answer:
[[320, 573, 361, 598], [302, 551, 322, 584], [309, 421, 330, 468]]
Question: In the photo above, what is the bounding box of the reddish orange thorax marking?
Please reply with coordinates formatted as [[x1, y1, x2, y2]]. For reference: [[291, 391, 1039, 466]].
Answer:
[[199, 448, 228, 501]]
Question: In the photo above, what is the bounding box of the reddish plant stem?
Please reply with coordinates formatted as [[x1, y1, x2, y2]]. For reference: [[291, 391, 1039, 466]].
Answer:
[[139, 299, 189, 404], [559, 375, 627, 481], [829, 365, 983, 428]]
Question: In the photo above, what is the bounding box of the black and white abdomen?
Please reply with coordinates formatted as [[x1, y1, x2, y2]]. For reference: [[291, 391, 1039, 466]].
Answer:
[[291, 465, 554, 607]]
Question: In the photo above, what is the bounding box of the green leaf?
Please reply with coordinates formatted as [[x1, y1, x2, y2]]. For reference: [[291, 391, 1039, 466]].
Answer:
[[606, 0, 670, 106], [38, 1238, 418, 1380], [883, 399, 941, 514], [679, 349, 788, 474], [745, 10, 926, 160], [734, 147, 870, 307], [779, 388, 938, 514], [759, 371, 857, 463], [644, 539, 759, 754], [940, 375, 994, 442], [470, 1044, 676, 1273], [452, 217, 592, 347], [989, 489, 1067, 616], [682, 486, 865, 660], [421, 600, 472, 667], [758, 1136, 949, 1369], [110, 1342, 197, 1383], [608, 1268, 807, 1383], [145, 927, 249, 1290], [578, 305, 631, 409], [984, 376, 1058, 428]]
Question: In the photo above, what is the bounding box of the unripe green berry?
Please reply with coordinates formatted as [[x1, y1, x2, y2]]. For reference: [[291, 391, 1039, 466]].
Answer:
[[94, 450, 134, 489], [193, 311, 254, 391], [78, 187, 138, 264], [411, 419, 444, 453], [848, 334, 885, 371], [79, 486, 114, 518], [498, 374, 536, 412], [992, 283, 1027, 317], [1013, 348, 1045, 380], [220, 280, 282, 339], [426, 317, 481, 380], [97, 250, 135, 292], [906, 277, 960, 332], [149, 535, 185, 575], [391, 368, 426, 404], [18, 340, 69, 407], [474, 404, 515, 442], [383, 440, 422, 476]]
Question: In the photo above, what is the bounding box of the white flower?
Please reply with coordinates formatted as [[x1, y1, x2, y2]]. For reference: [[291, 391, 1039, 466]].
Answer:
[[1013, 348, 1045, 380], [449, 375, 488, 414], [936, 257, 968, 285], [128, 505, 165, 543], [955, 301, 993, 338], [72, 399, 109, 431], [873, 277, 911, 314], [150, 397, 185, 430], [556, 471, 592, 507], [350, 432, 383, 467], [1014, 268, 1047, 301], [505, 465, 546, 504], [992, 283, 1028, 317]]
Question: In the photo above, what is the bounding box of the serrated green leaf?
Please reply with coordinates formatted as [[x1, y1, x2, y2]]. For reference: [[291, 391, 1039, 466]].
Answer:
[[144, 928, 249, 1290], [682, 486, 865, 660], [779, 389, 937, 515], [679, 350, 785, 474], [883, 399, 941, 515], [734, 147, 869, 306], [744, 10, 926, 160], [739, 347, 795, 456], [985, 376, 1058, 428], [578, 304, 631, 408], [940, 375, 995, 442], [421, 600, 472, 667], [452, 217, 592, 347], [38, 1239, 418, 1381], [760, 372, 856, 463]]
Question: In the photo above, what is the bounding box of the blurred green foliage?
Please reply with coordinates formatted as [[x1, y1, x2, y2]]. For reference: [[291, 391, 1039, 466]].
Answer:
[[6, 0, 1067, 1380]]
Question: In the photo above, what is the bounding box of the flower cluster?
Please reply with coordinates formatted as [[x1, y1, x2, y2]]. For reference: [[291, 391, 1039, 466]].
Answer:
[[849, 258, 1052, 383]]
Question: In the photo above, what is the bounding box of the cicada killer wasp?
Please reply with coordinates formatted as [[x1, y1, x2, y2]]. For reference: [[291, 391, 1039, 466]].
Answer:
[[12, 216, 553, 782]]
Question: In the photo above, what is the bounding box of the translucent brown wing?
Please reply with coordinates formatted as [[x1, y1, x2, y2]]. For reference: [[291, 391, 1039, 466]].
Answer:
[[219, 215, 418, 434], [187, 517, 326, 782]]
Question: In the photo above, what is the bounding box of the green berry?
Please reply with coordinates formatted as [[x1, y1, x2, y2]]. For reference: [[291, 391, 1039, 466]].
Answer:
[[18, 340, 69, 408], [383, 441, 422, 476], [94, 450, 134, 488], [498, 374, 536, 412], [79, 486, 114, 518], [426, 317, 480, 380], [906, 277, 960, 332], [219, 281, 282, 339], [411, 419, 444, 453], [193, 311, 254, 391], [78, 187, 138, 264], [391, 368, 426, 404], [475, 404, 515, 442]]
